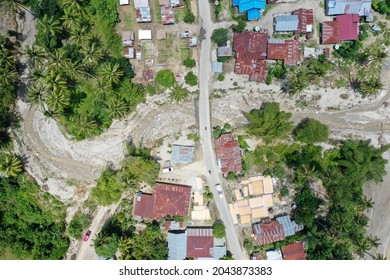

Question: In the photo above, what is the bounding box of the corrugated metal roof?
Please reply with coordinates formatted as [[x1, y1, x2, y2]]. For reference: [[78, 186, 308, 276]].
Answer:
[[282, 242, 307, 260], [276, 215, 304, 237], [275, 15, 299, 32], [266, 250, 283, 260], [217, 47, 233, 57], [248, 8, 261, 20], [212, 61, 223, 73], [294, 8, 314, 34], [321, 21, 339, 44], [253, 218, 285, 245], [134, 0, 150, 8], [327, 0, 372, 18], [186, 227, 214, 258], [172, 145, 195, 163], [168, 231, 187, 260], [136, 7, 151, 23], [212, 244, 227, 260], [215, 133, 243, 175], [337, 14, 359, 41]]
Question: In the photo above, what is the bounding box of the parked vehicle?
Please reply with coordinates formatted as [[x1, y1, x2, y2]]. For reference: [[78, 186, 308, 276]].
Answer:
[[83, 230, 92, 242], [162, 166, 174, 173], [216, 183, 223, 198]]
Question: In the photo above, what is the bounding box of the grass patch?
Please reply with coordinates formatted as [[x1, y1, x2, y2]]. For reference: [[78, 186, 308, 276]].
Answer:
[[154, 0, 162, 24], [124, 15, 132, 28], [180, 47, 191, 61]]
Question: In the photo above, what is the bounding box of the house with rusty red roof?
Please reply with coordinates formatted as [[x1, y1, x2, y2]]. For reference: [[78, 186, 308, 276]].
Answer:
[[168, 227, 227, 260], [321, 14, 359, 44], [282, 242, 307, 260], [214, 133, 243, 176], [232, 30, 269, 82], [133, 182, 192, 220], [294, 8, 314, 34], [267, 38, 302, 66], [252, 218, 285, 245]]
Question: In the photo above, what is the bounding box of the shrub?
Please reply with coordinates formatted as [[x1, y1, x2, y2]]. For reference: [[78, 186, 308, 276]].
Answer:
[[68, 213, 91, 239], [294, 118, 329, 144], [213, 221, 226, 238], [211, 28, 228, 46], [183, 58, 196, 68], [184, 71, 198, 86], [217, 74, 225, 81], [155, 70, 175, 88]]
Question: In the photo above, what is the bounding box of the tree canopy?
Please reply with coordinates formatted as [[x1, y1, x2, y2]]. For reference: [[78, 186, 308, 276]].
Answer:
[[244, 102, 293, 143], [213, 220, 226, 238], [211, 28, 228, 46], [294, 118, 329, 144], [155, 70, 175, 88]]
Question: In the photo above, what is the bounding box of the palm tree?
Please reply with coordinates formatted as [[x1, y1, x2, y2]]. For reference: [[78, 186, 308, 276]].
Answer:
[[99, 62, 123, 85], [25, 45, 46, 66], [45, 70, 67, 94], [307, 60, 328, 84], [1, 0, 27, 15], [0, 154, 23, 177], [95, 76, 111, 93], [370, 48, 388, 65], [360, 76, 384, 97], [61, 6, 83, 33], [0, 68, 18, 86], [46, 90, 70, 113], [69, 115, 97, 139], [81, 42, 103, 65], [118, 236, 132, 256], [287, 66, 308, 95], [372, 253, 387, 260], [353, 238, 371, 258], [29, 63, 47, 86], [38, 15, 62, 37], [105, 98, 128, 119], [70, 24, 91, 46], [355, 52, 370, 67], [0, 130, 12, 149], [169, 83, 190, 103], [63, 60, 84, 80], [353, 213, 369, 228], [357, 195, 374, 211], [26, 85, 46, 110], [366, 235, 381, 249], [49, 49, 68, 72], [93, 232, 108, 248]]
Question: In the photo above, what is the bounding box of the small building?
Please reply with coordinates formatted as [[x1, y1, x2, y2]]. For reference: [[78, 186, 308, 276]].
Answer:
[[215, 133, 243, 176], [274, 15, 299, 32], [161, 5, 175, 25], [294, 8, 314, 34], [251, 252, 264, 260], [142, 69, 153, 81], [165, 220, 185, 231], [326, 0, 373, 21], [276, 215, 304, 237], [233, 30, 269, 82], [282, 242, 307, 260], [172, 145, 195, 164], [170, 0, 184, 7], [180, 30, 192, 38], [232, 0, 267, 21], [136, 7, 151, 23], [212, 61, 223, 73], [134, 0, 150, 7], [321, 14, 359, 44], [168, 231, 187, 260], [133, 182, 192, 221], [122, 31, 134, 46], [267, 38, 301, 66], [253, 218, 285, 246], [159, 0, 170, 5], [124, 47, 135, 59], [266, 250, 283, 260], [189, 36, 197, 47], [138, 29, 152, 40], [186, 228, 226, 260], [120, 0, 130, 5], [217, 46, 233, 57]]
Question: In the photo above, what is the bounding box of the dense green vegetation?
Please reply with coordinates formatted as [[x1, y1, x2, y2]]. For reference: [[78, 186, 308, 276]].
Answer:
[[25, 0, 145, 140], [183, 57, 196, 68], [213, 220, 226, 238], [67, 212, 91, 239], [244, 102, 293, 143], [94, 232, 118, 258], [372, 0, 390, 15], [211, 28, 228, 46], [184, 71, 198, 86], [0, 35, 18, 148], [155, 69, 175, 88], [89, 145, 159, 206], [182, 0, 195, 23], [293, 118, 329, 144], [0, 176, 69, 259]]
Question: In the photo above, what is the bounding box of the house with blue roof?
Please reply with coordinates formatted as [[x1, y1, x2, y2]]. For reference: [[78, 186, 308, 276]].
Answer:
[[232, 0, 267, 21]]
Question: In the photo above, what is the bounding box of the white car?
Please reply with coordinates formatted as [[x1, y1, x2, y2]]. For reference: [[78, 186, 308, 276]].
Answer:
[[162, 167, 173, 173], [216, 183, 223, 198]]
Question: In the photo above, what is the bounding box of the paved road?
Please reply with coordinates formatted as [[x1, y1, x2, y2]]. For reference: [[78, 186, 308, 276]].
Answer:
[[198, 0, 245, 260]]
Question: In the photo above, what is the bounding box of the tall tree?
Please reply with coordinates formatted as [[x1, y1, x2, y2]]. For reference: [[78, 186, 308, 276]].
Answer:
[[0, 154, 23, 177], [99, 62, 123, 85]]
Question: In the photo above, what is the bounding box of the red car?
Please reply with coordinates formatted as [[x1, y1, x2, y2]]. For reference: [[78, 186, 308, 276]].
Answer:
[[83, 230, 91, 242]]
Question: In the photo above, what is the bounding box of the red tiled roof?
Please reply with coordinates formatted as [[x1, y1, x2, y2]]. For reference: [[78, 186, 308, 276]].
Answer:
[[337, 14, 359, 41], [282, 242, 307, 260], [294, 8, 314, 34], [251, 252, 264, 260], [161, 5, 175, 25], [133, 193, 154, 218], [253, 218, 285, 245], [233, 31, 268, 77], [214, 133, 243, 176], [143, 69, 153, 81], [267, 39, 301, 66], [133, 183, 192, 220], [322, 21, 339, 44], [153, 183, 192, 219], [186, 228, 214, 258]]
